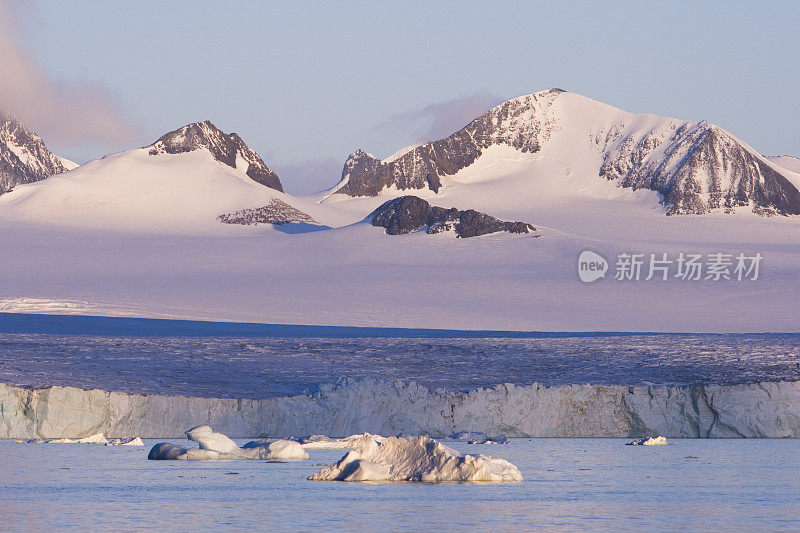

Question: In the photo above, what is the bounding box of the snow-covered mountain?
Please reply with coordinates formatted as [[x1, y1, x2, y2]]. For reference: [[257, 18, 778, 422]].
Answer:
[[148, 121, 284, 192], [0, 121, 337, 234], [328, 89, 800, 216], [0, 114, 76, 195]]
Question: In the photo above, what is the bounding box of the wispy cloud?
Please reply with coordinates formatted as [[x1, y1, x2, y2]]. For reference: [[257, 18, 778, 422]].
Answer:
[[0, 0, 136, 151], [375, 92, 504, 144]]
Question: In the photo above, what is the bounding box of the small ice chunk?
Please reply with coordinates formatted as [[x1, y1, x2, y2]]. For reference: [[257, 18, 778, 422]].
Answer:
[[298, 433, 376, 449], [448, 431, 508, 444], [185, 425, 239, 453], [240, 439, 310, 460], [626, 436, 668, 446], [308, 434, 523, 482], [106, 437, 144, 446], [147, 442, 236, 460], [21, 433, 108, 444], [148, 442, 190, 460]]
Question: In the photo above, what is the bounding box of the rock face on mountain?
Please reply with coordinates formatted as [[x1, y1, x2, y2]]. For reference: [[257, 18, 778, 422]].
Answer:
[[332, 89, 800, 216], [218, 198, 317, 226], [369, 195, 536, 238], [0, 114, 75, 195], [599, 122, 800, 216], [148, 121, 283, 192], [335, 89, 563, 197]]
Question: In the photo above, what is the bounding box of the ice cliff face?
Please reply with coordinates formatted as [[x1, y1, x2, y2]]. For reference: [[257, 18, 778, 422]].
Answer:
[[2, 379, 798, 440], [332, 89, 800, 216], [148, 120, 284, 192], [0, 114, 75, 195]]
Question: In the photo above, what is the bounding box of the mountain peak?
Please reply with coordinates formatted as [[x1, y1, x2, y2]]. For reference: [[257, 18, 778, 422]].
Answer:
[[147, 121, 283, 192], [329, 89, 800, 216], [0, 114, 74, 195]]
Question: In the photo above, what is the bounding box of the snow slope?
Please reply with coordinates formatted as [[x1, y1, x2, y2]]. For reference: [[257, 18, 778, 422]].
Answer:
[[767, 155, 800, 175], [0, 144, 351, 234]]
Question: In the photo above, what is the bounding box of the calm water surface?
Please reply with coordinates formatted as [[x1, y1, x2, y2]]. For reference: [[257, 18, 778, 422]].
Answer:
[[1, 438, 798, 531]]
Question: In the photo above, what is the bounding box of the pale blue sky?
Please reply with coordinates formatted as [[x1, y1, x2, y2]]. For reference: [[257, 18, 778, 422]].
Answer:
[[8, 0, 800, 193]]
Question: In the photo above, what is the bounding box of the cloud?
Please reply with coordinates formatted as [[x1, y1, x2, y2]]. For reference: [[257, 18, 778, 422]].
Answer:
[[0, 1, 136, 148], [376, 92, 505, 144]]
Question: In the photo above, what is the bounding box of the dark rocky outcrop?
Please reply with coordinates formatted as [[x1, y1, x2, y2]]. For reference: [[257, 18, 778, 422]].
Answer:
[[0, 114, 72, 195], [334, 89, 564, 197], [369, 195, 536, 238], [218, 198, 316, 225], [148, 121, 284, 192]]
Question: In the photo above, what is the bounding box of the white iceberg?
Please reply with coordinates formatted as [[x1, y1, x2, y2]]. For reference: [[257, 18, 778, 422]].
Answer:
[[185, 425, 240, 453], [448, 431, 508, 444], [308, 434, 523, 482], [295, 433, 377, 449], [239, 439, 310, 460], [105, 437, 145, 446], [19, 432, 108, 444], [147, 426, 309, 461], [626, 436, 668, 446]]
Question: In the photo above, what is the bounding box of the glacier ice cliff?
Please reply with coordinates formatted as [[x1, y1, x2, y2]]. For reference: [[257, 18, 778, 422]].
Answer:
[[1, 379, 798, 440]]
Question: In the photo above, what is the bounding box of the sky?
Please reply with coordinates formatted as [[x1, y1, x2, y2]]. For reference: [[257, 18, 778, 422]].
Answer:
[[2, 0, 798, 194]]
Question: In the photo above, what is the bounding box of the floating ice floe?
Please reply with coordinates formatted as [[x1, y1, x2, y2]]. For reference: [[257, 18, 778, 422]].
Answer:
[[294, 433, 377, 449], [147, 426, 309, 461], [106, 437, 145, 446], [626, 436, 668, 446], [448, 431, 508, 444], [308, 434, 523, 482], [18, 433, 109, 444]]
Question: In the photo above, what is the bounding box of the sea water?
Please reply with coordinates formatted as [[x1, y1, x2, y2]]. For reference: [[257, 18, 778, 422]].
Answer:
[[1, 438, 798, 530]]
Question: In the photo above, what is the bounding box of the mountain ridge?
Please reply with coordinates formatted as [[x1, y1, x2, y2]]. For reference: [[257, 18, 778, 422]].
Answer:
[[0, 114, 75, 195], [329, 90, 800, 216], [147, 120, 284, 192]]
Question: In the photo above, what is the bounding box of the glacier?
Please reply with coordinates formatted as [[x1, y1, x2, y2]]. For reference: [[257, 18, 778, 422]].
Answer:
[[2, 379, 798, 440]]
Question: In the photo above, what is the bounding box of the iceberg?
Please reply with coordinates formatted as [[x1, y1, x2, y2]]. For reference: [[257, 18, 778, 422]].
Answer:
[[239, 439, 310, 460], [295, 433, 377, 449], [185, 425, 240, 453], [626, 436, 668, 446], [308, 434, 523, 482], [448, 431, 508, 444], [19, 433, 108, 444], [105, 437, 145, 446], [148, 426, 309, 461]]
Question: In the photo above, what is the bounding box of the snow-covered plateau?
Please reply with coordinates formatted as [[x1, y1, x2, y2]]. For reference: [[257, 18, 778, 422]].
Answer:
[[2, 379, 798, 440]]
